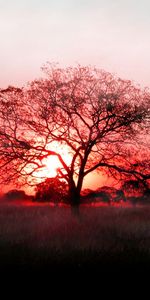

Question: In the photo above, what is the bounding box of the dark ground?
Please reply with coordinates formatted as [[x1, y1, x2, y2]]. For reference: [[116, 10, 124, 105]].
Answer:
[[0, 201, 150, 283]]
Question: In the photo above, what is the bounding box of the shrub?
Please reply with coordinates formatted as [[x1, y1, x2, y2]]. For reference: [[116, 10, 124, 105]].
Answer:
[[34, 177, 69, 204]]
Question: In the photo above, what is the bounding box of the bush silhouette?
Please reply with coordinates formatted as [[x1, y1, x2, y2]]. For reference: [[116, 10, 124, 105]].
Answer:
[[122, 180, 147, 198], [34, 177, 68, 204], [4, 189, 27, 201], [96, 186, 126, 203]]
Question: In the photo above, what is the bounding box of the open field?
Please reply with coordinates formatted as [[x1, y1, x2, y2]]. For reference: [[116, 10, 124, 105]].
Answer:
[[0, 200, 150, 274]]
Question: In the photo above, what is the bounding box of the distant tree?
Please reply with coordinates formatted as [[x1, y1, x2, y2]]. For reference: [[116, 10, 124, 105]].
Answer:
[[4, 189, 27, 201], [115, 189, 126, 202], [82, 189, 110, 204], [0, 64, 149, 214], [143, 187, 150, 201], [122, 179, 146, 198], [94, 190, 110, 204], [34, 177, 68, 205], [81, 189, 95, 204], [96, 186, 126, 203]]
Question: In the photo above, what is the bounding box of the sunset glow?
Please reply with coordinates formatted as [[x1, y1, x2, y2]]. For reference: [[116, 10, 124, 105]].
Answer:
[[37, 143, 72, 179], [42, 155, 61, 178]]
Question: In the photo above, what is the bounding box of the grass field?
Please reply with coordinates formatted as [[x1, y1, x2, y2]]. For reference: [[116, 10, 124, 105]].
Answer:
[[0, 200, 150, 274]]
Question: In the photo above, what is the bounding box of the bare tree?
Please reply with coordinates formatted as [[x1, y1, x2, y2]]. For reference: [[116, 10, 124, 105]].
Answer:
[[0, 64, 149, 214]]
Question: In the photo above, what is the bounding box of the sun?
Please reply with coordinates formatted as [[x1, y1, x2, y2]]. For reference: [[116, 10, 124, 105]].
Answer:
[[42, 155, 62, 177], [38, 142, 72, 179]]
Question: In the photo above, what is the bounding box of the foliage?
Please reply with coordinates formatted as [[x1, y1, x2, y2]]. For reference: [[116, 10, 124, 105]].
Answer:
[[4, 189, 27, 201], [82, 186, 126, 204], [34, 177, 68, 204], [122, 179, 148, 197]]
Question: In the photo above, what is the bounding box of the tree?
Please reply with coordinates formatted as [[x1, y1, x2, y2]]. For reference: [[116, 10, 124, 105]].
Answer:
[[0, 64, 149, 214], [34, 177, 68, 205], [87, 189, 111, 204], [122, 179, 149, 198], [4, 189, 27, 201], [96, 186, 126, 203]]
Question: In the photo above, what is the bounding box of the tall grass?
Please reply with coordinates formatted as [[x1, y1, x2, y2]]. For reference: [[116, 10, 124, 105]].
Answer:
[[0, 201, 150, 271]]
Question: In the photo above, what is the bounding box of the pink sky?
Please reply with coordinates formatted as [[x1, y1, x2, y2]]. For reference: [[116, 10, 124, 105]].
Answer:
[[0, 0, 150, 89], [0, 0, 150, 193]]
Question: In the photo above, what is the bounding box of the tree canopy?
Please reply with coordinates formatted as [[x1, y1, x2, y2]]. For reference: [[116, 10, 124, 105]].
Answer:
[[35, 177, 68, 204], [0, 64, 149, 210]]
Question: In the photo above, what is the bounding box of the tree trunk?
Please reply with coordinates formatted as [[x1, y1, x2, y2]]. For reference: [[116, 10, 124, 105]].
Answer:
[[69, 186, 81, 217], [68, 173, 85, 217]]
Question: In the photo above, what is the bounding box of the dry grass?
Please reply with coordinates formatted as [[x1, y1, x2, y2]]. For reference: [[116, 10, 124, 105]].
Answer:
[[0, 200, 150, 272]]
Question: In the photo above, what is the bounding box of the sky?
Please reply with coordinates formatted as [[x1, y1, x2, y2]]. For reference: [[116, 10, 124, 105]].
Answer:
[[0, 0, 150, 89]]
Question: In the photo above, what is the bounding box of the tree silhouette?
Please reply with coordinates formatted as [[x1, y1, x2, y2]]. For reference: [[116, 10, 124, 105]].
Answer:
[[4, 189, 27, 201], [0, 64, 149, 214], [34, 177, 68, 205], [122, 179, 149, 198], [96, 186, 126, 203]]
